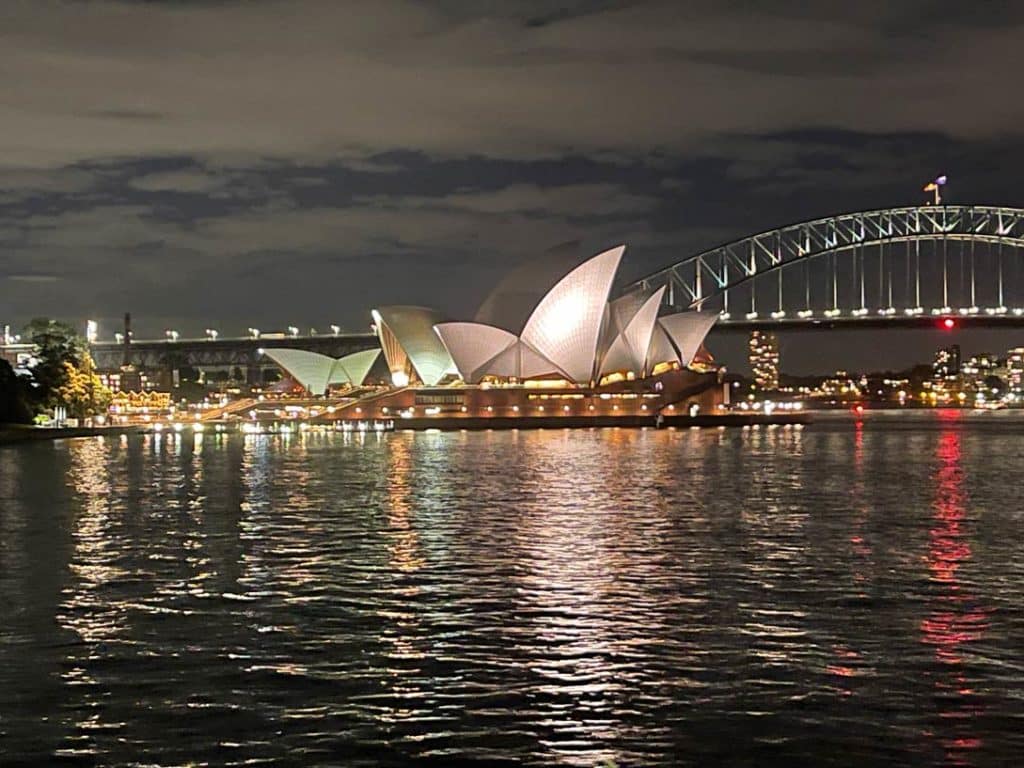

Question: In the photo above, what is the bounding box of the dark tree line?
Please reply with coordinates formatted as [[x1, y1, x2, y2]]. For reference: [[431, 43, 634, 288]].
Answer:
[[0, 319, 112, 425], [0, 358, 32, 424]]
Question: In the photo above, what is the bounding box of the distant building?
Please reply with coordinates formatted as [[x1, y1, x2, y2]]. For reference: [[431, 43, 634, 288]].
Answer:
[[933, 344, 961, 382], [1007, 348, 1024, 394], [961, 353, 999, 393], [749, 330, 779, 390]]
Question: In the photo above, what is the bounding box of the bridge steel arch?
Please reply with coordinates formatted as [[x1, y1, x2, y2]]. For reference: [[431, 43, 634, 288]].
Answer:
[[628, 205, 1024, 323]]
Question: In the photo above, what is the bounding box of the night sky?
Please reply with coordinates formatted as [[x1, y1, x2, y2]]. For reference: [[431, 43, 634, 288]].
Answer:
[[2, 0, 1023, 374]]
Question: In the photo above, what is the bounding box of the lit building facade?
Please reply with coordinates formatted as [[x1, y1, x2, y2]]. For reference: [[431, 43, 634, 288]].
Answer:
[[1007, 348, 1024, 394], [933, 345, 961, 382], [961, 353, 998, 394], [749, 331, 779, 390]]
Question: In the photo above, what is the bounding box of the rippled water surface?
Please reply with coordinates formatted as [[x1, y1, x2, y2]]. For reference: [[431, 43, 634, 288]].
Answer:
[[3, 417, 1024, 766]]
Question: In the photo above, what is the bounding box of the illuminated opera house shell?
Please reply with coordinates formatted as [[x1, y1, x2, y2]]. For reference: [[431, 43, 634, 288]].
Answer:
[[371, 306, 458, 387], [261, 348, 381, 395], [433, 245, 719, 385]]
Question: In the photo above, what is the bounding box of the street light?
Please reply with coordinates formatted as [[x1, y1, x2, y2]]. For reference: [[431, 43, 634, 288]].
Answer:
[[288, 326, 299, 337], [923, 174, 947, 205], [115, 332, 124, 344], [165, 329, 180, 342], [330, 325, 340, 336], [205, 328, 219, 341], [248, 327, 260, 339], [86, 320, 98, 344]]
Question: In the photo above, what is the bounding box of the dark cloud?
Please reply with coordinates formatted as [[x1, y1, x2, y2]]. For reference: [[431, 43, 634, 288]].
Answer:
[[1, 0, 1023, 374]]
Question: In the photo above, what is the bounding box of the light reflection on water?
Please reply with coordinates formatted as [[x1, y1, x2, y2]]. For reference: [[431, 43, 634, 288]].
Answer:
[[2, 420, 1024, 766]]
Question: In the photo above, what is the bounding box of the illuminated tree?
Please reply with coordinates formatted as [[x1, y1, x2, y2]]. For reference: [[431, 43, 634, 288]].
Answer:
[[22, 318, 86, 409], [55, 353, 112, 420]]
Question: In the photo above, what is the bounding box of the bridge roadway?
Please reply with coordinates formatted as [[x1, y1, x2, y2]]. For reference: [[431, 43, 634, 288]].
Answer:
[[711, 312, 1024, 332], [89, 333, 378, 375]]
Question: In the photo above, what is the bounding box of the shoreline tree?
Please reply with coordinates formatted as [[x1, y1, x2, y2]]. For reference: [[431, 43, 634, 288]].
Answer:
[[0, 359, 33, 424], [19, 319, 112, 422], [55, 352, 112, 421]]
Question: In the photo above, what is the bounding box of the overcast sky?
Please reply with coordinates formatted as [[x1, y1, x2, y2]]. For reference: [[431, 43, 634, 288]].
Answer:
[[2, 0, 1024, 373]]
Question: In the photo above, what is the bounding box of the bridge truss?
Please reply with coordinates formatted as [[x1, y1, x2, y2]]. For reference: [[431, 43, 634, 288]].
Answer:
[[628, 205, 1024, 327]]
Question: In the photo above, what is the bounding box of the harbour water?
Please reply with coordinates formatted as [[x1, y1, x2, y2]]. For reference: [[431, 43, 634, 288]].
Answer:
[[2, 414, 1024, 766]]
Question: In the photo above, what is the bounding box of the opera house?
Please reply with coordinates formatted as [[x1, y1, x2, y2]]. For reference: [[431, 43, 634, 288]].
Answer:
[[263, 245, 726, 425]]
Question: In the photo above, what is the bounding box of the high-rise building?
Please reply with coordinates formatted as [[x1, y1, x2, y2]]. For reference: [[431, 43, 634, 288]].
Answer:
[[749, 330, 779, 390], [1007, 348, 1024, 394], [933, 344, 961, 382], [961, 353, 998, 393]]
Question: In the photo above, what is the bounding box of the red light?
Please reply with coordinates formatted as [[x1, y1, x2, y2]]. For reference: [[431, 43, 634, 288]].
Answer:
[[942, 318, 955, 330]]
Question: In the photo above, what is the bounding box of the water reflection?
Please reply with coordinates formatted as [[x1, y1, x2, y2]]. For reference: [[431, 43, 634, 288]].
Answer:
[[57, 437, 124, 760], [1, 424, 1023, 766], [384, 436, 424, 574], [61, 437, 121, 645], [921, 426, 989, 766]]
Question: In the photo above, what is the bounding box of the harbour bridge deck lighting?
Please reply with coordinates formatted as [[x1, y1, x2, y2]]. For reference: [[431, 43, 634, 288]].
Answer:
[[797, 309, 814, 318]]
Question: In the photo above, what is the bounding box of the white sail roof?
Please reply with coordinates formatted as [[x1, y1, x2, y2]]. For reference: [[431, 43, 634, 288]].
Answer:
[[645, 323, 679, 370], [657, 312, 719, 366], [372, 306, 457, 386], [330, 348, 381, 386], [263, 348, 380, 394], [599, 286, 666, 377], [474, 240, 582, 332], [262, 349, 335, 394], [434, 322, 569, 382], [481, 339, 566, 380], [605, 288, 650, 340], [520, 245, 625, 384], [434, 322, 518, 384]]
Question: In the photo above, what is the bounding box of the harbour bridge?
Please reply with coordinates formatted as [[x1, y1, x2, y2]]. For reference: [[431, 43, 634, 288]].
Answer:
[[628, 205, 1024, 330], [87, 333, 376, 378]]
